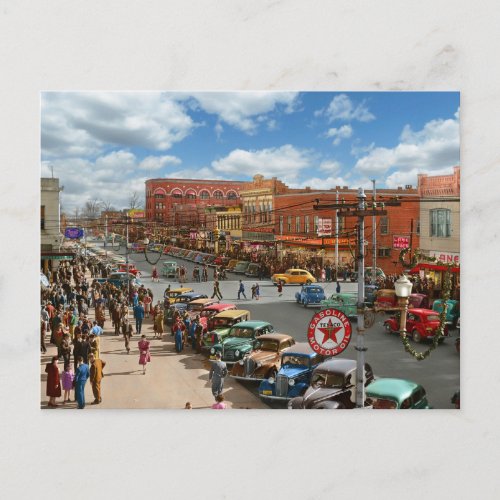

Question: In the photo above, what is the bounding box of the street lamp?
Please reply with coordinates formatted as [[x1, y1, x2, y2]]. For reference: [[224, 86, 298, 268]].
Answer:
[[394, 275, 413, 339]]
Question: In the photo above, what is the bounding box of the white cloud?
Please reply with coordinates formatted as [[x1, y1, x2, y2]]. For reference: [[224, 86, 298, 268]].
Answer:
[[211, 144, 313, 181], [139, 155, 181, 170], [289, 175, 349, 190], [351, 141, 375, 158], [354, 112, 459, 177], [41, 92, 197, 158], [189, 92, 299, 134], [319, 160, 342, 174], [214, 122, 224, 140], [385, 166, 455, 189], [325, 124, 353, 145], [168, 167, 223, 180], [320, 94, 375, 123]]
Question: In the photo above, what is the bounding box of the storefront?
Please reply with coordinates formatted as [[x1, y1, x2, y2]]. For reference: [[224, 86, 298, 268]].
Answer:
[[40, 251, 76, 276]]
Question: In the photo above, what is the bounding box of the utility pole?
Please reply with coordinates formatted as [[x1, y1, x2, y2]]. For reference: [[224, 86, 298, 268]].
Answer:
[[355, 187, 366, 408], [335, 190, 339, 278], [372, 179, 377, 284], [125, 215, 130, 302]]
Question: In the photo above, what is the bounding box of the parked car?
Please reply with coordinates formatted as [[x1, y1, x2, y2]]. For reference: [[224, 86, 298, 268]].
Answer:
[[245, 263, 261, 278], [226, 259, 238, 272], [95, 272, 141, 288], [185, 298, 218, 319], [164, 287, 194, 303], [364, 267, 386, 279], [214, 256, 230, 267], [408, 293, 429, 309], [295, 285, 326, 307], [161, 261, 179, 278], [174, 292, 208, 305], [165, 302, 188, 325], [230, 333, 296, 381], [272, 269, 316, 286], [384, 308, 449, 343], [210, 320, 274, 364], [374, 289, 398, 310], [288, 359, 374, 409], [258, 343, 325, 402], [233, 261, 250, 274], [201, 309, 251, 353], [117, 263, 141, 276], [432, 299, 460, 328], [199, 303, 237, 332], [366, 378, 431, 409], [320, 292, 358, 318], [364, 284, 379, 306]]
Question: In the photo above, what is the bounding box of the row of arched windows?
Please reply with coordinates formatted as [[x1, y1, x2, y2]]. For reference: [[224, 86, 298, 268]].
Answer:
[[149, 187, 239, 200]]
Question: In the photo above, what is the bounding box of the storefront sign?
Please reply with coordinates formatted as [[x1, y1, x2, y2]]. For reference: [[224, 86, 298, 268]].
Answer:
[[307, 308, 352, 356], [429, 251, 460, 264], [128, 209, 145, 219], [64, 227, 84, 239], [393, 235, 410, 249], [318, 218, 332, 237]]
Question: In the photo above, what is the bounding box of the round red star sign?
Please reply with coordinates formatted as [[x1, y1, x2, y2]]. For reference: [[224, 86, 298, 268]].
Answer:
[[307, 308, 352, 356]]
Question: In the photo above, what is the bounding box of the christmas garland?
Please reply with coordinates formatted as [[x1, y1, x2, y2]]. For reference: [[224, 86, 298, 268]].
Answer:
[[397, 249, 456, 361], [143, 243, 167, 266]]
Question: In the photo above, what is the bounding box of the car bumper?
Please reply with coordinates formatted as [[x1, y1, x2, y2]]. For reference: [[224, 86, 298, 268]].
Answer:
[[259, 393, 290, 401], [231, 374, 264, 382]]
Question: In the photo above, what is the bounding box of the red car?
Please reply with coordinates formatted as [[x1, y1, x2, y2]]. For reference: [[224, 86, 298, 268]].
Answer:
[[200, 303, 237, 332], [384, 308, 448, 343], [117, 263, 141, 277]]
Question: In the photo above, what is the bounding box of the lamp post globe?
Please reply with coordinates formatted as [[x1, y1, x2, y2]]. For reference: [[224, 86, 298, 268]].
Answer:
[[395, 274, 413, 298]]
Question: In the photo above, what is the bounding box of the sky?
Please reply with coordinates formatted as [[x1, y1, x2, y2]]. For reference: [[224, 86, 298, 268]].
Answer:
[[40, 91, 460, 213]]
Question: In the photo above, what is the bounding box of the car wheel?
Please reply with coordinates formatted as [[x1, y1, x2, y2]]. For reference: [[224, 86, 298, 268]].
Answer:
[[412, 330, 422, 343], [384, 323, 392, 333], [303, 300, 308, 308], [306, 280, 312, 285], [288, 397, 304, 409]]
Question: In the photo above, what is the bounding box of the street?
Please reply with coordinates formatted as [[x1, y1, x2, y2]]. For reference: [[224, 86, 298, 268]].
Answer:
[[100, 244, 460, 409]]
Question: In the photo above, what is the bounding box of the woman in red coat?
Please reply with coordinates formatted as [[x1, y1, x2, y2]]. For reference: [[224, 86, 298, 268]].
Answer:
[[45, 356, 61, 407]]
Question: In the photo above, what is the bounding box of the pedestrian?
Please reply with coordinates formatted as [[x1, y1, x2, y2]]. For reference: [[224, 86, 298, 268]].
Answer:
[[89, 333, 100, 359], [90, 320, 103, 337], [237, 280, 247, 300], [61, 363, 74, 403], [74, 356, 90, 409], [45, 356, 61, 407], [211, 279, 223, 300], [143, 292, 152, 318], [336, 281, 341, 294], [122, 318, 133, 354], [40, 318, 47, 353], [277, 281, 283, 297], [89, 353, 106, 405], [138, 334, 151, 374], [155, 307, 164, 339], [133, 301, 145, 334], [211, 394, 227, 409], [52, 324, 65, 359], [151, 266, 159, 283], [60, 333, 72, 368], [208, 352, 228, 398], [252, 283, 260, 300], [188, 316, 198, 349], [174, 317, 185, 353]]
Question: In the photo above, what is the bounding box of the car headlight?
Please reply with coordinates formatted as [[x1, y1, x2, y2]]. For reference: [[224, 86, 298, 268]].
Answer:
[[210, 347, 215, 354], [235, 350, 240, 357], [268, 377, 275, 384], [238, 360, 244, 365], [289, 379, 295, 386], [256, 362, 262, 368]]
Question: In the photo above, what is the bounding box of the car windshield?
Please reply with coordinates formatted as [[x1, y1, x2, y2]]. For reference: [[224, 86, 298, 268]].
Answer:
[[368, 397, 398, 409], [187, 303, 204, 312], [425, 314, 440, 322], [213, 318, 231, 328], [167, 292, 180, 298], [282, 355, 309, 367], [200, 310, 216, 318], [311, 371, 346, 388], [230, 327, 254, 338], [258, 340, 279, 351], [308, 288, 321, 293]]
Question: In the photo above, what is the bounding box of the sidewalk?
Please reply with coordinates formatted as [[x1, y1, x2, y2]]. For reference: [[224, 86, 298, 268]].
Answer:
[[40, 292, 268, 410]]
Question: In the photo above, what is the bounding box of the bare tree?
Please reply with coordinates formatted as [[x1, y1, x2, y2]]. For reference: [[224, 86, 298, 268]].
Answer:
[[100, 200, 115, 213], [82, 198, 101, 219], [129, 192, 143, 210]]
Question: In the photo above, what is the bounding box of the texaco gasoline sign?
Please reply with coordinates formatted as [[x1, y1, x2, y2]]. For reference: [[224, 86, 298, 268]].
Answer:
[[307, 308, 352, 356]]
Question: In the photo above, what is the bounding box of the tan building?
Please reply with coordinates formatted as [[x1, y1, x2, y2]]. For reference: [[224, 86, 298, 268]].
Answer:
[[417, 166, 460, 265]]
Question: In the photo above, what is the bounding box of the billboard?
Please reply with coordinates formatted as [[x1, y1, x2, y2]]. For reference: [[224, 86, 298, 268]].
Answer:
[[128, 209, 145, 219], [393, 235, 410, 249], [64, 227, 84, 239]]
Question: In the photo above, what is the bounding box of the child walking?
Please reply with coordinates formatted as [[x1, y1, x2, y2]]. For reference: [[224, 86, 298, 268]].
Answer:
[[61, 363, 75, 403]]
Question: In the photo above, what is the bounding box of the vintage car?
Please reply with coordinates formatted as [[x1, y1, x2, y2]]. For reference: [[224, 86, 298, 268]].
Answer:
[[226, 259, 239, 271], [258, 343, 325, 401], [201, 309, 251, 352], [210, 320, 274, 364], [213, 256, 230, 267], [374, 289, 398, 310], [161, 261, 179, 278], [271, 269, 316, 286], [364, 284, 379, 306], [384, 308, 449, 343], [295, 285, 326, 307], [185, 298, 218, 319], [320, 292, 358, 318], [174, 292, 208, 305], [95, 272, 141, 288], [364, 267, 386, 279], [408, 293, 429, 309], [233, 261, 250, 274], [245, 263, 261, 278], [164, 287, 194, 303], [230, 333, 296, 381], [200, 303, 237, 332], [366, 378, 431, 409], [288, 358, 375, 409], [432, 299, 460, 328], [165, 302, 188, 325], [117, 263, 141, 276]]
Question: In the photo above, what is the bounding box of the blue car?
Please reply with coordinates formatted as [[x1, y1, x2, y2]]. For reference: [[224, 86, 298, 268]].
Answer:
[[295, 285, 326, 308], [258, 343, 325, 402]]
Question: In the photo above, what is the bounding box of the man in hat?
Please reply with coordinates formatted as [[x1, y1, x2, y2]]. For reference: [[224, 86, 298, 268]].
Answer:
[[89, 353, 106, 405], [209, 352, 228, 398]]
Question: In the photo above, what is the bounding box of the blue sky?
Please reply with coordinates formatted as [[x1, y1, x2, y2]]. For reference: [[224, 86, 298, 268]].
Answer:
[[41, 91, 459, 212]]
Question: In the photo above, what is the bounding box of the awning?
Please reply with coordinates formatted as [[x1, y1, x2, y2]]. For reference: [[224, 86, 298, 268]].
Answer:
[[409, 263, 460, 274]]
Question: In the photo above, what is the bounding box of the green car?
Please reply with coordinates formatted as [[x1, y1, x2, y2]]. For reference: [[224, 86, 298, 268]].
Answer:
[[210, 320, 274, 365], [366, 378, 431, 409], [320, 292, 358, 318], [432, 299, 460, 328]]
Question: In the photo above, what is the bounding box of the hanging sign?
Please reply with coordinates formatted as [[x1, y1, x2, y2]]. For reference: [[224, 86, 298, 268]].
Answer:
[[64, 227, 84, 239], [307, 308, 352, 356], [317, 218, 333, 237]]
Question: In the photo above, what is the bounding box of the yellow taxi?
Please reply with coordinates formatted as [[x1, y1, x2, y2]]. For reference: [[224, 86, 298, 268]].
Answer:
[[164, 287, 194, 303], [271, 269, 316, 286]]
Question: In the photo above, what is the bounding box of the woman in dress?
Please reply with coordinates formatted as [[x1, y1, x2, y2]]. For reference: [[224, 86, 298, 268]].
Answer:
[[138, 334, 151, 374], [45, 356, 61, 407], [154, 307, 164, 339], [151, 266, 159, 283]]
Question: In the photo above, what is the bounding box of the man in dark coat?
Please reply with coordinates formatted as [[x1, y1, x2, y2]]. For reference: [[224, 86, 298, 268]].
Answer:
[[73, 332, 90, 372]]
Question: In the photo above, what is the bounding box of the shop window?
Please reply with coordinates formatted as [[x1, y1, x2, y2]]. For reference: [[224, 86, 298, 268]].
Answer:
[[304, 216, 310, 233], [380, 217, 389, 235], [287, 215, 292, 233], [378, 248, 391, 258], [295, 216, 301, 233], [314, 216, 319, 234], [430, 209, 451, 237], [213, 190, 223, 200]]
